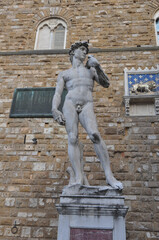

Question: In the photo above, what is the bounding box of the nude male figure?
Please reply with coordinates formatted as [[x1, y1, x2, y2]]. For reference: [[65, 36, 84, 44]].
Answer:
[[52, 41, 123, 190]]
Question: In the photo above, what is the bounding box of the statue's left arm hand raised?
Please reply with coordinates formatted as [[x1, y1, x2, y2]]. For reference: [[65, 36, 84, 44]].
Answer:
[[52, 72, 66, 126], [86, 55, 110, 88]]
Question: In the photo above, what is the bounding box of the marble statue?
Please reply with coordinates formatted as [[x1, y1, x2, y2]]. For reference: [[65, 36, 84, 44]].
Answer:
[[52, 41, 123, 190]]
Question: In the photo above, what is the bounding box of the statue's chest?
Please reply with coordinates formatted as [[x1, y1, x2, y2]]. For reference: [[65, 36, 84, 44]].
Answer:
[[65, 68, 92, 82]]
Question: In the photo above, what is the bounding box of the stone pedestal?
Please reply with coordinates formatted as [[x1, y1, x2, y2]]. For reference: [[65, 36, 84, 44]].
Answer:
[[56, 185, 128, 240]]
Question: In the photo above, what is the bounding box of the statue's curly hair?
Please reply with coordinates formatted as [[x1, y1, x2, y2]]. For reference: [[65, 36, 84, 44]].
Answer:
[[69, 41, 89, 56]]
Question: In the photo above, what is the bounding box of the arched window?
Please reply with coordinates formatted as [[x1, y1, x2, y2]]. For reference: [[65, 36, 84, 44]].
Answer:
[[154, 11, 159, 45], [35, 18, 67, 50]]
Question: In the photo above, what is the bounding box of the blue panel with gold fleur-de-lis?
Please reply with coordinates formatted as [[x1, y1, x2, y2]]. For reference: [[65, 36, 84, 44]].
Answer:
[[128, 73, 159, 95]]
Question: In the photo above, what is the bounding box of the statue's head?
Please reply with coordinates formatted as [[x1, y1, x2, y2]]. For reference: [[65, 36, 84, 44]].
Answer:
[[69, 41, 89, 63]]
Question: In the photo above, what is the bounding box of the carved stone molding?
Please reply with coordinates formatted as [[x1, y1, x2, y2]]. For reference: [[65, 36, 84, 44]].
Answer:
[[124, 66, 159, 116], [155, 98, 159, 115], [124, 98, 130, 116], [124, 66, 159, 96]]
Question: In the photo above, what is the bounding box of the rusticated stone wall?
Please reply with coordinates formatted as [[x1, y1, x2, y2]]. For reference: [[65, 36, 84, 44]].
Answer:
[[0, 0, 158, 51], [0, 49, 159, 239], [0, 0, 159, 239]]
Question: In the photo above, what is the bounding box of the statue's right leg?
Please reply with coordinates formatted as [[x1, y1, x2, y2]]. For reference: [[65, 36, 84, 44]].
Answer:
[[63, 100, 83, 185]]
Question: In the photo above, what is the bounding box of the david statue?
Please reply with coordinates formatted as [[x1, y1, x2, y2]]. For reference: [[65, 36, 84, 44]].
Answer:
[[52, 41, 123, 190]]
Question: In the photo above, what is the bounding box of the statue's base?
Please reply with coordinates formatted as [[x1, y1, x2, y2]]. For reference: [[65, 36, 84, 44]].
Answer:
[[56, 185, 128, 240]]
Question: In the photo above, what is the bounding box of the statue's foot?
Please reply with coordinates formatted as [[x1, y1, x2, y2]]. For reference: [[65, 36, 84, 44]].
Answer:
[[107, 175, 123, 190], [69, 176, 83, 186], [75, 178, 84, 185], [67, 167, 85, 186]]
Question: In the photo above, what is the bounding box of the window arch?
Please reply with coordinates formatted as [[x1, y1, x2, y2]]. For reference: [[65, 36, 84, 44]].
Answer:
[[34, 18, 67, 50], [154, 11, 159, 45]]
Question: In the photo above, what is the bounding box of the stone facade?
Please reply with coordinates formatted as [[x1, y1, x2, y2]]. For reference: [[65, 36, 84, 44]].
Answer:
[[0, 0, 159, 239], [0, 0, 158, 51]]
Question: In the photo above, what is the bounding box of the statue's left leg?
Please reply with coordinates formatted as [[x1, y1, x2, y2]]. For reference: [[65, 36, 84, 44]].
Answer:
[[79, 102, 123, 190]]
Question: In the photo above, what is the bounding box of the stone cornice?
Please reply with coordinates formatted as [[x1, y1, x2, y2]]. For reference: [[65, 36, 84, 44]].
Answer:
[[0, 46, 159, 56], [56, 203, 129, 217]]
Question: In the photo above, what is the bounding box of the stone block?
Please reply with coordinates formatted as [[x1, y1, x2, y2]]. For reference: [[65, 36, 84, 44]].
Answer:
[[33, 162, 46, 171], [0, 226, 4, 236], [32, 227, 44, 238], [29, 198, 38, 208], [4, 228, 13, 237], [0, 103, 3, 114], [50, 219, 58, 227], [21, 227, 31, 238], [18, 212, 28, 218], [5, 198, 15, 207]]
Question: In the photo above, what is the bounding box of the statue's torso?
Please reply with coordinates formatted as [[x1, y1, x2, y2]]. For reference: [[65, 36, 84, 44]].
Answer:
[[63, 66, 95, 105]]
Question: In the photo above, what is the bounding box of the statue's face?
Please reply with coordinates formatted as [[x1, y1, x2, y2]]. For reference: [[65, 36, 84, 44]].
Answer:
[[73, 46, 87, 62]]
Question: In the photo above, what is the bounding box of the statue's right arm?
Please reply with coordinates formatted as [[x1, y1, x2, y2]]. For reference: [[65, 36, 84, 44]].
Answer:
[[52, 72, 66, 125], [86, 55, 110, 88]]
